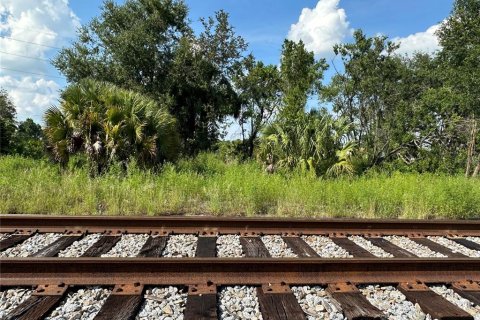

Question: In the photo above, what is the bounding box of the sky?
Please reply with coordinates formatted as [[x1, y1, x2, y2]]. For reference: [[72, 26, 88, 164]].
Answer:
[[0, 0, 454, 126]]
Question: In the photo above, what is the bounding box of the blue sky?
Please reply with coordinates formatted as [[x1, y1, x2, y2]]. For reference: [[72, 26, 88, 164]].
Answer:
[[1, 0, 453, 124]]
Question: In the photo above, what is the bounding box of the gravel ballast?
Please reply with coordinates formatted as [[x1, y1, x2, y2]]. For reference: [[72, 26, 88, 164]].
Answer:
[[58, 234, 102, 257], [430, 285, 480, 319], [0, 288, 34, 319], [136, 286, 188, 320], [101, 234, 150, 257], [45, 287, 111, 320], [428, 237, 480, 258], [291, 286, 344, 320], [261, 235, 296, 258], [0, 233, 10, 242], [162, 234, 198, 257], [0, 233, 63, 257], [359, 285, 427, 320], [302, 236, 352, 258], [384, 236, 446, 257], [217, 235, 244, 257], [348, 236, 393, 258], [218, 286, 263, 320]]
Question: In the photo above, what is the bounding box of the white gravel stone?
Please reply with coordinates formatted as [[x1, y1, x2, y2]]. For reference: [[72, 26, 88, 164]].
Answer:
[[58, 234, 103, 258], [136, 286, 187, 320], [0, 288, 34, 319], [217, 235, 244, 258], [162, 234, 197, 257], [291, 286, 344, 320], [428, 237, 480, 258], [0, 233, 63, 257], [359, 285, 428, 320], [218, 286, 263, 320], [430, 285, 480, 319], [261, 235, 297, 258], [348, 236, 393, 258], [101, 234, 149, 257], [384, 236, 446, 258], [302, 235, 352, 258], [45, 286, 111, 320], [0, 233, 10, 242]]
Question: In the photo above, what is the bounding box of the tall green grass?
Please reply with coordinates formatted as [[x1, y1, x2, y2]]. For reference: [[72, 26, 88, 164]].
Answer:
[[1, 155, 479, 219]]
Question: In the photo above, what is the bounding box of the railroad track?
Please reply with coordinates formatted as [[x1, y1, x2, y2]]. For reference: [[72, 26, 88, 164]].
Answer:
[[1, 215, 480, 320]]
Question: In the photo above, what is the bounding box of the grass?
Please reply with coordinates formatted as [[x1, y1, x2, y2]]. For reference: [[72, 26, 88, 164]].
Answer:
[[1, 154, 479, 219]]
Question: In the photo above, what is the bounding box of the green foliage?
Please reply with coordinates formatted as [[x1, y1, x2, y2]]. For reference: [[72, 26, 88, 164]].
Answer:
[[53, 0, 246, 154], [13, 118, 44, 159], [259, 109, 356, 177], [0, 89, 17, 155], [1, 155, 479, 219], [43, 79, 180, 173], [233, 55, 282, 157], [280, 40, 328, 117]]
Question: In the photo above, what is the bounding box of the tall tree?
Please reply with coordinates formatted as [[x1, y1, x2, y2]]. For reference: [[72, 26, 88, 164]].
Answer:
[[0, 89, 17, 155], [279, 40, 327, 118], [325, 30, 417, 168], [234, 55, 281, 157], [53, 1, 246, 154], [436, 0, 480, 176]]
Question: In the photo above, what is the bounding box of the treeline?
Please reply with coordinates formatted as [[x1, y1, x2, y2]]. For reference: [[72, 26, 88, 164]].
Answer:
[[1, 0, 479, 178]]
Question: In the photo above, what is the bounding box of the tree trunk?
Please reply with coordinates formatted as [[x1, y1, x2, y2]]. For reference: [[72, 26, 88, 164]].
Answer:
[[465, 119, 476, 177], [472, 155, 480, 178]]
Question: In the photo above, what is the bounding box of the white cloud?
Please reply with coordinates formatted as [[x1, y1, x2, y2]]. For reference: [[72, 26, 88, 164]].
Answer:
[[287, 0, 350, 57], [0, 0, 80, 122], [393, 24, 441, 56]]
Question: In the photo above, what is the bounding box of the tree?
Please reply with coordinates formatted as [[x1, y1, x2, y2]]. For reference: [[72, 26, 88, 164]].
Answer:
[[0, 89, 17, 155], [234, 55, 282, 157], [13, 118, 44, 158], [44, 79, 180, 173], [436, 0, 480, 177], [325, 30, 419, 169], [279, 40, 327, 118], [53, 0, 247, 154]]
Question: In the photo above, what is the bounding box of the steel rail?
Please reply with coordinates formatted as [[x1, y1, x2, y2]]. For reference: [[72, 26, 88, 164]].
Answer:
[[1, 258, 480, 286], [1, 214, 480, 236]]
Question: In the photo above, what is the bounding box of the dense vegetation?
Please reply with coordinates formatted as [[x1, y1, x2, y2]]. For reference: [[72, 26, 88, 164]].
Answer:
[[1, 155, 479, 218], [0, 0, 479, 218]]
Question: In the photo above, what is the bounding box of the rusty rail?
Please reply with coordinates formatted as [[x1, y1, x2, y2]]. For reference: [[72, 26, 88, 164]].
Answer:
[[1, 258, 480, 286], [1, 214, 480, 236]]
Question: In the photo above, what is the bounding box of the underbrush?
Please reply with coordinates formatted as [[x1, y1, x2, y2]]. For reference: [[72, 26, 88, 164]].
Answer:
[[0, 155, 479, 219]]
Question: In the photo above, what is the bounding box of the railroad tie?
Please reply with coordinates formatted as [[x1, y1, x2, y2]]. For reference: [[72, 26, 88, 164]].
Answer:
[[451, 280, 480, 306], [330, 237, 377, 258], [93, 283, 144, 320], [184, 283, 218, 320], [326, 282, 386, 320], [398, 281, 474, 320], [256, 283, 305, 320], [30, 235, 82, 257], [5, 284, 67, 320], [451, 238, 480, 252], [281, 236, 319, 258], [137, 235, 168, 257], [195, 235, 218, 257], [81, 235, 121, 257], [410, 238, 467, 258], [366, 237, 418, 258], [0, 234, 32, 251], [240, 236, 271, 257]]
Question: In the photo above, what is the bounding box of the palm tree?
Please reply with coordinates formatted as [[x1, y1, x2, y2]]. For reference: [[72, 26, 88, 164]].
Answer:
[[44, 79, 179, 172], [258, 109, 357, 177]]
